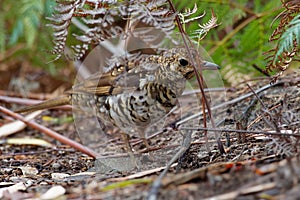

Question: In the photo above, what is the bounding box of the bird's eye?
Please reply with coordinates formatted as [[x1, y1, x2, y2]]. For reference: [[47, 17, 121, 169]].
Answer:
[[179, 58, 189, 66]]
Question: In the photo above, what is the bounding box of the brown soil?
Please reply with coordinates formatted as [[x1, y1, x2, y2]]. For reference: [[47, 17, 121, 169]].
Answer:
[[0, 69, 299, 199]]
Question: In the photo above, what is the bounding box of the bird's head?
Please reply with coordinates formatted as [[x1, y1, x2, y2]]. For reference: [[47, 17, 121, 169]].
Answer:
[[161, 47, 220, 79]]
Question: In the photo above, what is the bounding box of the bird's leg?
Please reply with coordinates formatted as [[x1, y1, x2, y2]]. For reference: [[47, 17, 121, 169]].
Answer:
[[138, 129, 154, 159], [121, 132, 138, 169], [142, 138, 152, 151]]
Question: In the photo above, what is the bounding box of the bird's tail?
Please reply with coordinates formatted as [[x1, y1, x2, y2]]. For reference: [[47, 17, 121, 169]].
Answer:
[[16, 95, 70, 113]]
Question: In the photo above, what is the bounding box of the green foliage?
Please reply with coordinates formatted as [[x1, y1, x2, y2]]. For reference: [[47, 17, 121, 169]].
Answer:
[[8, 0, 45, 47], [276, 14, 300, 59], [264, 1, 299, 80], [173, 0, 283, 84], [0, 9, 5, 53], [101, 178, 151, 191], [2, 0, 293, 83], [1, 0, 63, 74]]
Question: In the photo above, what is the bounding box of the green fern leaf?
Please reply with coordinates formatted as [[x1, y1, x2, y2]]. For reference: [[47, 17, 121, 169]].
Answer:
[[276, 14, 300, 59], [9, 19, 24, 46], [8, 0, 44, 47]]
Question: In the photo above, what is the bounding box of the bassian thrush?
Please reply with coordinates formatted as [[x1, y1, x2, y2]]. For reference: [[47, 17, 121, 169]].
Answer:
[[16, 47, 219, 162]]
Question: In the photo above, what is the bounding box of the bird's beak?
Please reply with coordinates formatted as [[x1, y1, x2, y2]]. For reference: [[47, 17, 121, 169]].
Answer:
[[203, 61, 220, 70]]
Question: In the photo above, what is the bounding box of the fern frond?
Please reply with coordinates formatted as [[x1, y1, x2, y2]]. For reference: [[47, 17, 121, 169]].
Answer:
[[47, 0, 83, 60], [177, 3, 219, 44], [276, 14, 300, 58], [192, 10, 219, 41], [119, 1, 176, 44], [8, 0, 44, 47], [180, 3, 197, 18], [265, 0, 300, 81], [178, 3, 205, 25], [47, 0, 178, 60]]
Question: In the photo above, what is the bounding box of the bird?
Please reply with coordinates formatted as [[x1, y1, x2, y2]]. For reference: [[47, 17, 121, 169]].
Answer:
[[16, 47, 219, 164]]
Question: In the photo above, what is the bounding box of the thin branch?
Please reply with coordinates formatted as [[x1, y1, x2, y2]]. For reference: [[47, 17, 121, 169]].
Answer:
[[179, 126, 300, 138], [0, 106, 98, 159], [175, 81, 287, 126]]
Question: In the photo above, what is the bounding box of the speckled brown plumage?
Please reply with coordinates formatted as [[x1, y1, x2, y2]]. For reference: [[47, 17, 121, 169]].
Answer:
[[17, 47, 219, 156]]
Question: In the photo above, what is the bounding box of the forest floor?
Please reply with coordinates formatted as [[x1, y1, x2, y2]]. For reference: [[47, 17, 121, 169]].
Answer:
[[0, 67, 299, 199]]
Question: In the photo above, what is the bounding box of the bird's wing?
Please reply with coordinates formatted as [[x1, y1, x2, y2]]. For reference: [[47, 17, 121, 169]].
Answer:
[[69, 59, 157, 96]]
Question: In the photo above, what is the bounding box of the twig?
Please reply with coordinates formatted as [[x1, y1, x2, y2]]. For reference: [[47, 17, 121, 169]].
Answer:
[[182, 87, 228, 96], [252, 64, 271, 77], [179, 126, 300, 138], [107, 163, 177, 182], [175, 81, 285, 126], [203, 182, 276, 200], [147, 1, 224, 198], [168, 0, 224, 154], [0, 106, 98, 159], [247, 103, 281, 129], [246, 83, 281, 133], [0, 95, 72, 110], [0, 90, 53, 100], [148, 130, 192, 200]]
